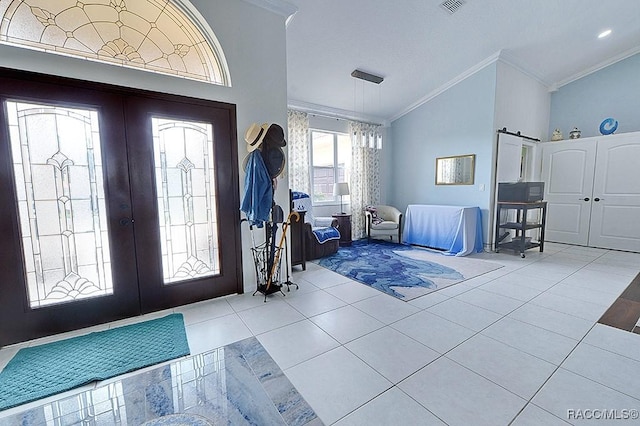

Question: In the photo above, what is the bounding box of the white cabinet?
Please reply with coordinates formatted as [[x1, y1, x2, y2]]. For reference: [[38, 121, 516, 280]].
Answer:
[[541, 132, 640, 252]]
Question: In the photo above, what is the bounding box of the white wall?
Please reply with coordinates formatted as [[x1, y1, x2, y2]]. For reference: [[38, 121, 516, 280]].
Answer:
[[491, 61, 551, 244], [0, 0, 290, 292], [494, 61, 551, 142]]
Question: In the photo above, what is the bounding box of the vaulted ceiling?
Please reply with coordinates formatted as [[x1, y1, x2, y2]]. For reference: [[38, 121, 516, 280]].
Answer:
[[285, 0, 640, 123]]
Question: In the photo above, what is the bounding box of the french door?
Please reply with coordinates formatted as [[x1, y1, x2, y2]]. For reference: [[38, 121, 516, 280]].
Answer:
[[0, 70, 242, 346]]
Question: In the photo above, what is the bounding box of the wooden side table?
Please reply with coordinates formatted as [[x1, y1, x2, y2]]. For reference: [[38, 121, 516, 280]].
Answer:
[[290, 211, 306, 270], [332, 213, 352, 246]]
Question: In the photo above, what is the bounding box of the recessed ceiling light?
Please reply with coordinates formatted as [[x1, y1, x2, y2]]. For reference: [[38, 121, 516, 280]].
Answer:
[[598, 29, 612, 39]]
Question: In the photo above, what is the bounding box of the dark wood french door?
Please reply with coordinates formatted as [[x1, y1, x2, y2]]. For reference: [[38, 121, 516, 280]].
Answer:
[[0, 69, 242, 346]]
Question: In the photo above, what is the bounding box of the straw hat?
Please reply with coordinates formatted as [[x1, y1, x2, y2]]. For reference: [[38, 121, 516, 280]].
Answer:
[[244, 122, 269, 152]]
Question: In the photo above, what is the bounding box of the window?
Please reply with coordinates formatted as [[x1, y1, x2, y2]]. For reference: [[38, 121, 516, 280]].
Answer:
[[310, 130, 351, 204], [0, 0, 230, 85]]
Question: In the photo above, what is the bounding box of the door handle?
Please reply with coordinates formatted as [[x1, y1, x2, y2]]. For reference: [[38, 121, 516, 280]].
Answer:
[[580, 197, 590, 201], [119, 217, 134, 226], [594, 198, 603, 202]]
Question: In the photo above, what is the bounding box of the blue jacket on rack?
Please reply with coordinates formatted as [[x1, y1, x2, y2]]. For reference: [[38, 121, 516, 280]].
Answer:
[[240, 150, 273, 226]]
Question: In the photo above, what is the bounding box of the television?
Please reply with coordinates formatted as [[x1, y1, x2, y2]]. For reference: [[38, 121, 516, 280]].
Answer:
[[498, 182, 545, 203]]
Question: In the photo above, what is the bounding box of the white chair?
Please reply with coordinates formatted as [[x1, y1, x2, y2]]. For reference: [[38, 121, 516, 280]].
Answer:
[[365, 205, 403, 243]]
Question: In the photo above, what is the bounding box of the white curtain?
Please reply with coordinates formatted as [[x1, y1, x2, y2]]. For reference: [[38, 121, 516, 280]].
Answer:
[[349, 121, 382, 239], [287, 110, 310, 194]]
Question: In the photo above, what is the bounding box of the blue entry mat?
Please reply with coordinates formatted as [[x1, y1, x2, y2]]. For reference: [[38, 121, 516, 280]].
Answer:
[[0, 313, 190, 411]]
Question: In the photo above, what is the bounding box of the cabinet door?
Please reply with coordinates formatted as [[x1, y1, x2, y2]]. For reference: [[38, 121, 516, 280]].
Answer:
[[541, 139, 596, 245], [588, 134, 640, 252]]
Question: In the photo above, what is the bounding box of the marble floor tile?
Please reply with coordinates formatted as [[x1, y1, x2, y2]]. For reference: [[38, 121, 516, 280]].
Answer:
[[322, 280, 381, 304], [455, 288, 524, 315], [186, 313, 252, 354], [398, 357, 526, 426], [508, 303, 594, 340], [236, 300, 305, 335], [432, 282, 474, 297], [481, 316, 579, 365], [407, 290, 450, 309], [352, 294, 420, 324], [582, 323, 640, 362], [345, 326, 439, 383], [391, 310, 475, 354], [514, 264, 576, 283], [529, 292, 609, 322], [427, 298, 502, 332], [333, 387, 446, 426], [479, 278, 543, 302], [309, 305, 385, 344], [227, 291, 276, 313], [284, 347, 391, 425], [446, 334, 557, 399], [299, 267, 352, 290], [561, 342, 640, 400], [547, 283, 618, 308], [285, 289, 347, 317], [173, 297, 234, 325], [257, 320, 339, 370], [496, 273, 559, 292], [511, 404, 571, 426], [532, 368, 640, 425]]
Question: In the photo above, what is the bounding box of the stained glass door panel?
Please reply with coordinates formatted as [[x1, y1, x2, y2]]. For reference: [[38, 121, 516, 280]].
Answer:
[[125, 96, 241, 312], [6, 102, 113, 308], [152, 117, 220, 284]]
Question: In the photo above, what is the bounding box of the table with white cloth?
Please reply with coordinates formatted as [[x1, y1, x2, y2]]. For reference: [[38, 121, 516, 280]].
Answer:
[[402, 204, 483, 256]]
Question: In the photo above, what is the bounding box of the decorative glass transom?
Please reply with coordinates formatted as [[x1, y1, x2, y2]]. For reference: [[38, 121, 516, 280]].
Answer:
[[152, 117, 220, 284], [7, 101, 113, 308], [0, 0, 230, 85]]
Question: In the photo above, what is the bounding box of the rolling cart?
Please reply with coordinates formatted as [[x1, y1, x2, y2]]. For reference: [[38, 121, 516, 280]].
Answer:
[[495, 201, 547, 258]]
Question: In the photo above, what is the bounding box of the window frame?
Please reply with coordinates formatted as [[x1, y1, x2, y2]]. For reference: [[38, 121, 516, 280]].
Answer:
[[309, 128, 350, 206]]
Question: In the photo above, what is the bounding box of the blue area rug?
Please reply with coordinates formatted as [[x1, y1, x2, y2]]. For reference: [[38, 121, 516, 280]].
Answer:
[[0, 313, 190, 411], [318, 239, 501, 301]]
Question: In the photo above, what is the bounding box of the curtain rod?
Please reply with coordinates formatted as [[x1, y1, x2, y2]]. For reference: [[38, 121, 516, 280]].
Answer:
[[288, 108, 384, 127], [308, 112, 383, 128], [497, 127, 540, 142]]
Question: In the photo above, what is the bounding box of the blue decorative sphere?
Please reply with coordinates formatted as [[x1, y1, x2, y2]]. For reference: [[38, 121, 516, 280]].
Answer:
[[600, 118, 618, 135]]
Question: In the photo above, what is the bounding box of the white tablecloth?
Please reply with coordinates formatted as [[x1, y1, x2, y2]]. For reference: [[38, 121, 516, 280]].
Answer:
[[403, 205, 483, 256]]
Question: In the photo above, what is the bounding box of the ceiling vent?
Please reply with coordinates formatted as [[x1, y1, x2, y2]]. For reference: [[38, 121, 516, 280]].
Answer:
[[440, 0, 466, 14], [351, 69, 384, 84]]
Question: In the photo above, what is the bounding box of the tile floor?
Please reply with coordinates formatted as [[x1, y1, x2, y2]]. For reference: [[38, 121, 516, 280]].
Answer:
[[2, 242, 640, 425]]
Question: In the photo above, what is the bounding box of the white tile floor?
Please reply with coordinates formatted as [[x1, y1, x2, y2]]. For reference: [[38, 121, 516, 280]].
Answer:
[[2, 242, 640, 425]]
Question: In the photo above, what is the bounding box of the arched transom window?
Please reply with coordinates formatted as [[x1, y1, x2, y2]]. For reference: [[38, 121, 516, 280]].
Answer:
[[0, 0, 230, 85]]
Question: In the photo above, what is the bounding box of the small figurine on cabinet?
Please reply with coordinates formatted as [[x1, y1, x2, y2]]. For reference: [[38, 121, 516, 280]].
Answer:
[[569, 127, 581, 139], [551, 128, 563, 141]]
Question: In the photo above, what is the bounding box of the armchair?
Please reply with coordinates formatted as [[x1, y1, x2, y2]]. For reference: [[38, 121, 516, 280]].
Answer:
[[365, 205, 403, 243], [290, 191, 340, 261]]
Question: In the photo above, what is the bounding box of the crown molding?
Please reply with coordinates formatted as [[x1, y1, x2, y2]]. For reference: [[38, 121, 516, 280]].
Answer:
[[551, 44, 640, 91], [389, 51, 502, 123], [241, 0, 298, 25], [496, 50, 552, 89], [288, 99, 389, 127]]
